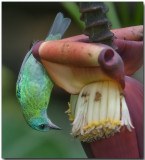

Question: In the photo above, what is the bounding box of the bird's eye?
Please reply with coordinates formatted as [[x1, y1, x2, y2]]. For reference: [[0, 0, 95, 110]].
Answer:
[[38, 124, 46, 130]]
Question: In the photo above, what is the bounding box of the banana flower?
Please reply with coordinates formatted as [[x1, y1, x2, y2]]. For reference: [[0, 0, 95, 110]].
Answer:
[[32, 25, 143, 158]]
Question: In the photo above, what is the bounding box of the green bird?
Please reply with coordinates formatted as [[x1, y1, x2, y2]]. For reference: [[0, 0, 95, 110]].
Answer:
[[16, 12, 71, 131]]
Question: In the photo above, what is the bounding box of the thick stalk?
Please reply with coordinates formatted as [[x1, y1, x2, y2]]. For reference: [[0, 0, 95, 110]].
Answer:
[[78, 2, 115, 49]]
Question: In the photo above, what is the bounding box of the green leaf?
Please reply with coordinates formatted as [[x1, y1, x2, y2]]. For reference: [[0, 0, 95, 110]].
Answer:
[[60, 2, 85, 29], [105, 2, 121, 29], [134, 2, 143, 25], [115, 2, 130, 27]]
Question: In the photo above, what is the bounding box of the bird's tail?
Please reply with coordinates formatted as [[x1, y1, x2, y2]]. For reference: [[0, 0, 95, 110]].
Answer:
[[45, 12, 71, 41]]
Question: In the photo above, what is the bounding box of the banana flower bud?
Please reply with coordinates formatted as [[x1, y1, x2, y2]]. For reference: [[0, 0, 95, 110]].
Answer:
[[32, 25, 143, 158]]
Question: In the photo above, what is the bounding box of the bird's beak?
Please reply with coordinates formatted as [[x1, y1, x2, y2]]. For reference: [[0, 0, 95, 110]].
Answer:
[[49, 122, 61, 130]]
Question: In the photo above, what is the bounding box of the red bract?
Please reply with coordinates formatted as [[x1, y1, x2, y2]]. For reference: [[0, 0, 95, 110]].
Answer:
[[32, 25, 143, 158]]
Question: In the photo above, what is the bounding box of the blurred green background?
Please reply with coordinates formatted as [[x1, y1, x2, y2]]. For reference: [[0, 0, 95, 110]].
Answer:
[[2, 2, 143, 158]]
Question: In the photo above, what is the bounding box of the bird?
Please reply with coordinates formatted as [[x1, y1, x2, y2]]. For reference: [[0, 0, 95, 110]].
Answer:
[[16, 12, 71, 131]]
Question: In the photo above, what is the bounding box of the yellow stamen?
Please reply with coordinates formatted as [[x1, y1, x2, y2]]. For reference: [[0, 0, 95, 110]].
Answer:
[[65, 102, 74, 121]]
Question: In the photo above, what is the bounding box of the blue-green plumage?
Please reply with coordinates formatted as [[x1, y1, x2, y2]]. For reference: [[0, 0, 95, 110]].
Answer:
[[16, 12, 71, 131]]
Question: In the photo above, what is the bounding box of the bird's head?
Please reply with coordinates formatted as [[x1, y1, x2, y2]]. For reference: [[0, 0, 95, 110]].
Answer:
[[28, 116, 61, 132], [24, 109, 61, 132]]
